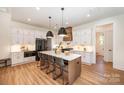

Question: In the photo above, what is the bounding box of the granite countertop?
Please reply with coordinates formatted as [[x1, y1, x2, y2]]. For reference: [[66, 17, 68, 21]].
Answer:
[[39, 51, 81, 61]]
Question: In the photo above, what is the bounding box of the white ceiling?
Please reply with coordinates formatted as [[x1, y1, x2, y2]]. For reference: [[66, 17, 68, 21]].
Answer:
[[9, 7, 124, 29]]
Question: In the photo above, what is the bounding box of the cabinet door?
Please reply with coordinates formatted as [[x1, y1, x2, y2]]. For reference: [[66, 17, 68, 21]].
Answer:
[[36, 31, 42, 38], [11, 52, 24, 65], [86, 29, 92, 45], [18, 52, 24, 63], [84, 29, 92, 45], [80, 31, 85, 44], [18, 29, 23, 45], [30, 31, 35, 45], [23, 30, 28, 44], [80, 52, 85, 63], [85, 53, 91, 63], [11, 52, 18, 64], [73, 31, 76, 44], [72, 31, 76, 45], [11, 28, 20, 45]]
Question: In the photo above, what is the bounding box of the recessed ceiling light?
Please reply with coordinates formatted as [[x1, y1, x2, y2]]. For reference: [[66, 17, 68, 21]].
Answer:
[[66, 22, 69, 25], [87, 14, 90, 17], [54, 26, 57, 29], [27, 18, 31, 22], [36, 7, 40, 11]]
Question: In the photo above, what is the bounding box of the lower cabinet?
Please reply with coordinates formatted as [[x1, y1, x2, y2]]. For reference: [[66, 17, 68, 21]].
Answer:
[[82, 52, 92, 64], [24, 56, 35, 62], [72, 51, 93, 64], [11, 52, 35, 66], [11, 52, 24, 65]]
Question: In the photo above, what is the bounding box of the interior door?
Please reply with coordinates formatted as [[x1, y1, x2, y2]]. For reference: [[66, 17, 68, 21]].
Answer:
[[104, 31, 113, 62], [96, 32, 104, 56]]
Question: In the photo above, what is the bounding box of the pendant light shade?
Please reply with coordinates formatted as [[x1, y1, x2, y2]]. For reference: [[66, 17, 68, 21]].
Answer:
[[58, 27, 67, 37], [46, 16, 54, 38], [46, 31, 54, 38], [58, 8, 67, 36]]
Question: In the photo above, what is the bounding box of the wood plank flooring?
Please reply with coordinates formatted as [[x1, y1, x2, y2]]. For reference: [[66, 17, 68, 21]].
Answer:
[[0, 56, 124, 85]]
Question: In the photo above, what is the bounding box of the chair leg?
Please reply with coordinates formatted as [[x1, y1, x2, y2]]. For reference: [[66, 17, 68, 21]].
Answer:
[[40, 60, 48, 70], [53, 66, 64, 84], [46, 64, 55, 74], [37, 61, 40, 67], [61, 68, 64, 85], [46, 62, 50, 74], [52, 63, 56, 80]]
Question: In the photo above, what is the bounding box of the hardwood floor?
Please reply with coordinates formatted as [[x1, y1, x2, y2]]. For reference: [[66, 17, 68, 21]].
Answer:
[[0, 57, 124, 85]]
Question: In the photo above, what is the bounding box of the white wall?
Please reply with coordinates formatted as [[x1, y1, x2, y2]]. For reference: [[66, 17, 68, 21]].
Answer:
[[0, 12, 11, 59], [73, 14, 124, 71]]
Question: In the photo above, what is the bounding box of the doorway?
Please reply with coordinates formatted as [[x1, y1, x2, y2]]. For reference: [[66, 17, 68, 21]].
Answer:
[[96, 23, 113, 64]]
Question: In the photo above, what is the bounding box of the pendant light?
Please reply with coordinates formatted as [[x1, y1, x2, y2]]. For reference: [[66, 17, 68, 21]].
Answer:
[[58, 8, 67, 36], [46, 16, 54, 38]]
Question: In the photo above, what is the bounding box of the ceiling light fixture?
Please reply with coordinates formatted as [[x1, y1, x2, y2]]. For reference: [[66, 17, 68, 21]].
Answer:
[[87, 14, 90, 17], [66, 22, 69, 25], [27, 18, 31, 21], [36, 7, 40, 11], [87, 9, 92, 17], [58, 8, 67, 37], [46, 16, 54, 38]]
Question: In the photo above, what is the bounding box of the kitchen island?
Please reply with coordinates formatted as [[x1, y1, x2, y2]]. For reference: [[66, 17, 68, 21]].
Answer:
[[39, 51, 81, 84]]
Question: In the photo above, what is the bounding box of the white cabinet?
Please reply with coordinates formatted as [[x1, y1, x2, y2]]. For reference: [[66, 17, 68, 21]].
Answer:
[[11, 52, 35, 65], [28, 31, 35, 45], [82, 52, 92, 64], [11, 28, 47, 46], [24, 56, 35, 62], [35, 31, 46, 39], [73, 30, 79, 45], [23, 30, 34, 45], [11, 52, 24, 65], [72, 51, 93, 64], [73, 28, 92, 45], [11, 28, 24, 45]]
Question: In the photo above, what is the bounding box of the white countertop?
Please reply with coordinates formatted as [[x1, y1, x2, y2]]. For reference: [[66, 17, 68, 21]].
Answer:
[[39, 51, 81, 61], [72, 50, 93, 53], [10, 50, 35, 53]]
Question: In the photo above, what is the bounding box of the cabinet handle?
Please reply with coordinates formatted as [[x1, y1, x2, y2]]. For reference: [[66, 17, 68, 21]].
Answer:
[[77, 61, 79, 64], [108, 49, 112, 51]]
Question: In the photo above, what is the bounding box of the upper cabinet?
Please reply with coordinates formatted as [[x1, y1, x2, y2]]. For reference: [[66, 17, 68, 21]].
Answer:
[[11, 28, 23, 45], [11, 28, 47, 46], [63, 27, 73, 41], [73, 28, 92, 45]]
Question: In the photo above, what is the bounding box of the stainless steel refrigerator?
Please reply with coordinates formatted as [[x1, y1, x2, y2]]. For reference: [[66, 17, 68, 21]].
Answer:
[[35, 38, 47, 61]]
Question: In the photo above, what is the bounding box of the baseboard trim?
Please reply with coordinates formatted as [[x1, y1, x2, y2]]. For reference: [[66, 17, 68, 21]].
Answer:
[[113, 64, 124, 71], [82, 62, 92, 65], [12, 61, 36, 66]]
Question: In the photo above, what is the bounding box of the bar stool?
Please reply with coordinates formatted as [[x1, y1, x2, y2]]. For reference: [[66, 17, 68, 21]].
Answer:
[[53, 57, 68, 85], [37, 52, 42, 67], [46, 55, 55, 75], [39, 53, 49, 70]]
